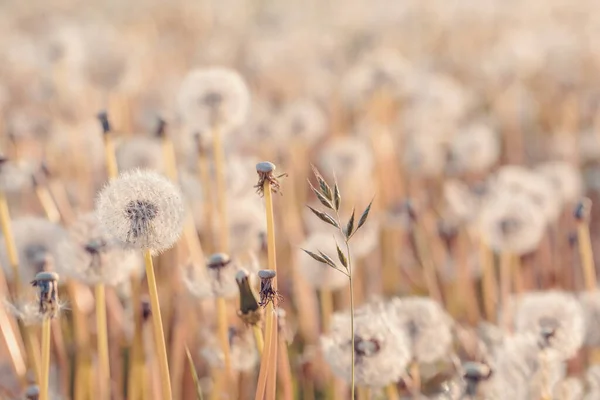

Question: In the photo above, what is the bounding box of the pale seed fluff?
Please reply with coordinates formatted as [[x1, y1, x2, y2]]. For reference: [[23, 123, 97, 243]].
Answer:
[[115, 136, 164, 173], [0, 159, 36, 194], [477, 192, 546, 255], [447, 121, 500, 174], [586, 365, 600, 392], [535, 161, 583, 206], [321, 303, 411, 388], [489, 333, 564, 400], [388, 297, 453, 363], [553, 377, 584, 400], [276, 98, 327, 146], [176, 67, 250, 134], [402, 131, 450, 178], [201, 326, 259, 372], [54, 213, 142, 286], [183, 255, 258, 300], [0, 217, 68, 284], [227, 200, 266, 257], [442, 179, 482, 224], [514, 291, 585, 360], [492, 165, 561, 223], [95, 170, 185, 253], [317, 137, 375, 199], [297, 232, 353, 291]]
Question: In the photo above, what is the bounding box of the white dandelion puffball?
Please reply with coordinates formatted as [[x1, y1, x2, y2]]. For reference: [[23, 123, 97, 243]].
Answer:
[[177, 67, 250, 134], [95, 170, 185, 253]]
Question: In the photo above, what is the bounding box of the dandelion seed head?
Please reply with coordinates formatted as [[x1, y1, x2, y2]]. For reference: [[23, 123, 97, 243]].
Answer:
[[184, 255, 257, 300], [535, 161, 583, 206], [321, 303, 411, 388], [54, 213, 142, 286], [492, 165, 561, 222], [95, 170, 185, 253], [201, 326, 259, 372], [514, 291, 585, 360], [0, 217, 67, 283], [115, 136, 165, 173], [297, 232, 353, 290], [389, 296, 453, 363], [553, 377, 584, 400], [447, 121, 500, 174], [227, 200, 266, 257], [403, 132, 449, 178], [276, 98, 327, 146], [477, 192, 546, 255], [0, 158, 36, 193], [177, 67, 250, 134]]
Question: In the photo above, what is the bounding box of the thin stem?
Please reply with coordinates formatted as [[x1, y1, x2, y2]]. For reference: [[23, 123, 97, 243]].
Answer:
[[35, 186, 61, 223], [0, 302, 26, 384], [252, 324, 264, 355], [102, 133, 119, 180], [95, 283, 111, 400], [319, 289, 334, 332], [127, 274, 143, 400], [385, 384, 399, 400], [500, 252, 513, 332], [198, 149, 215, 253], [255, 303, 274, 400], [40, 318, 51, 400], [0, 191, 21, 292], [212, 125, 229, 252], [277, 334, 294, 400], [577, 220, 597, 292], [143, 250, 172, 400], [215, 297, 232, 375]]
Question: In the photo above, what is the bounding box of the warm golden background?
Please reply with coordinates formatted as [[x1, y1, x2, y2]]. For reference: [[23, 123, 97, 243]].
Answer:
[[1, 0, 600, 399]]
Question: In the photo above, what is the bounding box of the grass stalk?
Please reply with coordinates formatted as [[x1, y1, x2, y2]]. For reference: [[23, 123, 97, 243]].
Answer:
[[95, 283, 111, 399], [143, 250, 172, 400], [500, 251, 513, 331], [577, 218, 597, 292], [40, 318, 51, 400], [277, 333, 294, 400], [35, 185, 61, 223], [0, 191, 21, 292], [319, 289, 334, 332], [479, 240, 498, 322], [215, 297, 232, 374], [385, 384, 399, 400]]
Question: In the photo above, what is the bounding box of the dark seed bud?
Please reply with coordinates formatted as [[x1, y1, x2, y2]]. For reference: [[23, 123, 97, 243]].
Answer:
[[141, 298, 152, 322], [574, 198, 591, 221], [208, 253, 231, 269], [155, 117, 167, 138]]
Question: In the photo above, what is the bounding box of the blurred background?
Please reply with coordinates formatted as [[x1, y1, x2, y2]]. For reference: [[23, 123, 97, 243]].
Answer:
[[3, 0, 600, 399]]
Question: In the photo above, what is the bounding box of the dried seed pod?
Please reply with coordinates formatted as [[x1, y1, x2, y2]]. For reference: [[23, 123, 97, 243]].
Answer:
[[31, 271, 60, 319]]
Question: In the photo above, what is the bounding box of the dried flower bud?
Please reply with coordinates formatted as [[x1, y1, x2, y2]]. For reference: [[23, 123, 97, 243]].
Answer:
[[31, 271, 60, 319], [574, 198, 591, 222], [236, 269, 261, 325], [97, 111, 111, 134], [25, 384, 40, 400], [95, 170, 185, 253], [254, 161, 283, 196]]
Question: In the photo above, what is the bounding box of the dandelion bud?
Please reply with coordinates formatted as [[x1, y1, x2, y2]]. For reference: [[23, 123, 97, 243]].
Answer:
[[236, 269, 261, 326], [463, 361, 492, 396], [31, 271, 60, 319], [141, 297, 152, 322], [25, 385, 40, 400], [95, 170, 185, 253]]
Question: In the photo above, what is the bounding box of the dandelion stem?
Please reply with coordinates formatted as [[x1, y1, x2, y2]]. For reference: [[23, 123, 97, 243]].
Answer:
[[277, 334, 294, 400], [102, 132, 119, 181], [143, 250, 172, 400], [35, 185, 61, 223], [127, 274, 143, 400], [500, 251, 513, 331], [577, 219, 597, 292], [0, 191, 21, 292], [216, 297, 232, 374], [319, 288, 334, 332], [385, 383, 399, 400], [253, 324, 265, 355], [40, 318, 51, 400], [0, 301, 26, 384], [95, 283, 111, 399]]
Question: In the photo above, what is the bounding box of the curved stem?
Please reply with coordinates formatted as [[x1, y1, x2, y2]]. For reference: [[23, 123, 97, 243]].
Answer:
[[143, 250, 172, 400]]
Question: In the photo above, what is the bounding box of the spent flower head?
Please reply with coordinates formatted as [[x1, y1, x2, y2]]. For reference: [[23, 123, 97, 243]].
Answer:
[[31, 271, 60, 319], [95, 170, 185, 253], [201, 326, 259, 372]]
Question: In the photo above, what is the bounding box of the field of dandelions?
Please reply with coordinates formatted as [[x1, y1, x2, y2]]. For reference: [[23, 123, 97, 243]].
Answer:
[[3, 0, 600, 399]]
